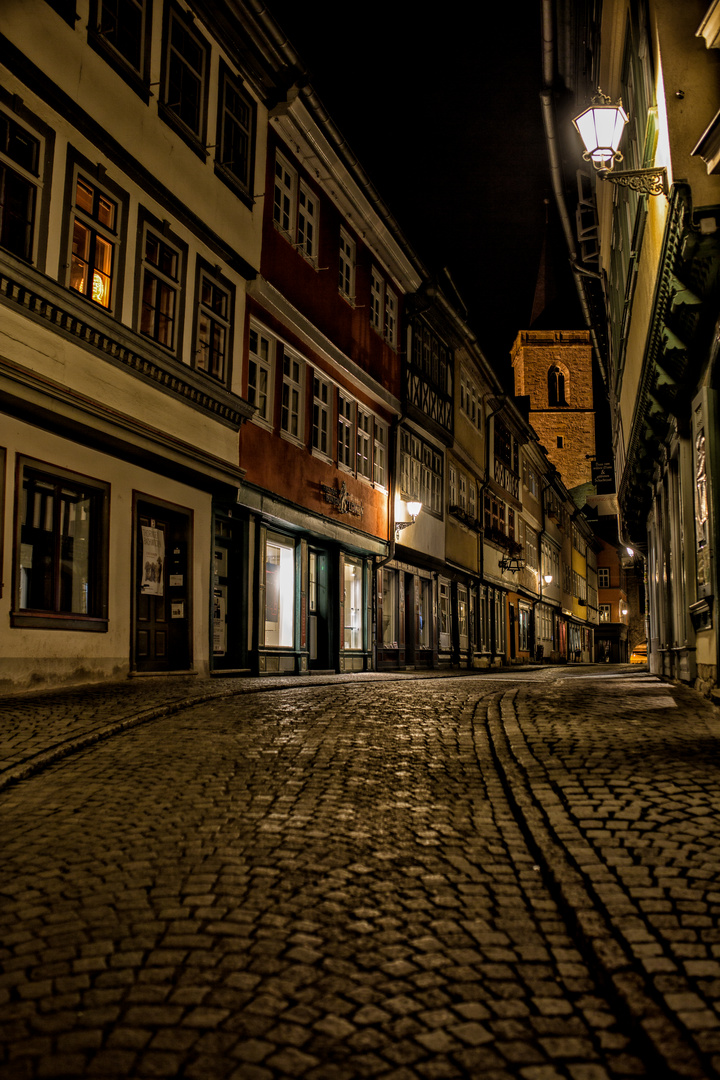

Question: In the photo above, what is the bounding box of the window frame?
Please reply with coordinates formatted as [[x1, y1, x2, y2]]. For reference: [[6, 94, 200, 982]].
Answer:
[[597, 566, 611, 589], [0, 106, 46, 267], [63, 157, 127, 316], [272, 151, 320, 268], [193, 258, 233, 385], [280, 347, 305, 444], [400, 428, 443, 516], [88, 0, 152, 99], [12, 457, 110, 632], [159, 4, 210, 156], [337, 391, 355, 471], [136, 213, 186, 355], [214, 60, 256, 203], [339, 227, 356, 303], [373, 420, 388, 489], [311, 371, 332, 459], [247, 320, 274, 429]]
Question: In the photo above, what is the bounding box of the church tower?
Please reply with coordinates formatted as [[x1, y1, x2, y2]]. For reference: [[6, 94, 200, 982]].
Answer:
[[511, 329, 595, 491]]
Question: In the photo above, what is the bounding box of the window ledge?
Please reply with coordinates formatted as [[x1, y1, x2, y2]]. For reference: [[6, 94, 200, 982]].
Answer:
[[11, 612, 108, 632]]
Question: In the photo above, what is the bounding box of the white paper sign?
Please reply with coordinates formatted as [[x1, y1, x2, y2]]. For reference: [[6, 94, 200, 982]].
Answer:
[[141, 526, 165, 595]]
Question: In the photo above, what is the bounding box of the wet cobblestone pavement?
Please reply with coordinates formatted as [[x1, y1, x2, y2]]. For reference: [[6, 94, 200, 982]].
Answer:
[[1, 666, 719, 1078]]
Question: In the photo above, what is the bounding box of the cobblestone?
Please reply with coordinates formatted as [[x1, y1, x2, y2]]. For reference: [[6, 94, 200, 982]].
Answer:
[[1, 666, 718, 1076]]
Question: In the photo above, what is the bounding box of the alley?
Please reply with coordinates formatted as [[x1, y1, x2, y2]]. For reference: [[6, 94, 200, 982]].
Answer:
[[1, 668, 720, 1079]]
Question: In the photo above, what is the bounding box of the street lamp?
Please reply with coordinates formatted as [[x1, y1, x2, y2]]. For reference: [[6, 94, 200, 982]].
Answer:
[[572, 91, 668, 196], [543, 573, 553, 587], [395, 500, 422, 542]]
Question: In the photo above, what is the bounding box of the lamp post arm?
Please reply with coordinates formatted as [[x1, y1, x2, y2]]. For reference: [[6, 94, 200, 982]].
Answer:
[[598, 165, 668, 197]]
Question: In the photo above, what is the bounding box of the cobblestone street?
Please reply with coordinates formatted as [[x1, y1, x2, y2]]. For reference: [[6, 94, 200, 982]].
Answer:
[[2, 667, 720, 1078]]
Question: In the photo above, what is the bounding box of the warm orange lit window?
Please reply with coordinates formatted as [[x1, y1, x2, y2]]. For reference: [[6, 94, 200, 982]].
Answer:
[[69, 176, 116, 309]]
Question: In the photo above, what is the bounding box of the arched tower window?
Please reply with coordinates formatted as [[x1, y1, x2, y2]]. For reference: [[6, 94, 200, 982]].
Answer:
[[548, 366, 567, 407]]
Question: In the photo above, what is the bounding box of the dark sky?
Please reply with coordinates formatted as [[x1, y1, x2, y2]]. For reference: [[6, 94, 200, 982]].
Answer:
[[265, 2, 584, 378]]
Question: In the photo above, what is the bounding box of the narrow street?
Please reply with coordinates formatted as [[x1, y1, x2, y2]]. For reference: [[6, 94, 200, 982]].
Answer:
[[2, 667, 720, 1079]]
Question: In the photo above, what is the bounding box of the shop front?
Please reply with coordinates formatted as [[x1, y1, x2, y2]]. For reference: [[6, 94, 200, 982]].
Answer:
[[376, 563, 436, 670]]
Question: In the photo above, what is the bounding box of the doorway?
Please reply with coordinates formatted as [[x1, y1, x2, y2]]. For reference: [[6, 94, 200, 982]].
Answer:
[[212, 513, 247, 672], [308, 547, 333, 670], [134, 498, 192, 673]]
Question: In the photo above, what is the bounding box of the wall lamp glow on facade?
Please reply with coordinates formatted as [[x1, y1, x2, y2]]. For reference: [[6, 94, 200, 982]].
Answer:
[[572, 91, 668, 196], [621, 607, 629, 616], [395, 501, 422, 542], [543, 574, 553, 586]]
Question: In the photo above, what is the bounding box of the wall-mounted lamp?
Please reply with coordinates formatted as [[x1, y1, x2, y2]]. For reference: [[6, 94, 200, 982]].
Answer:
[[621, 606, 629, 616], [626, 547, 634, 557], [395, 500, 422, 542], [572, 91, 668, 196], [543, 573, 553, 586]]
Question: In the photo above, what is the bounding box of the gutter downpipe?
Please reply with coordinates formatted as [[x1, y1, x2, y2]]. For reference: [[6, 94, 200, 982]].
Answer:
[[540, 0, 609, 390]]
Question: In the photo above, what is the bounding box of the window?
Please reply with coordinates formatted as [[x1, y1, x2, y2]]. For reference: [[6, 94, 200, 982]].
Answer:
[[357, 409, 372, 480], [373, 421, 387, 488], [343, 556, 363, 650], [548, 365, 567, 406], [469, 482, 476, 519], [460, 369, 482, 430], [458, 586, 468, 649], [281, 350, 304, 441], [339, 228, 355, 301], [599, 604, 611, 623], [14, 460, 109, 630], [484, 491, 506, 536], [557, 436, 564, 449], [248, 323, 274, 425], [523, 461, 538, 498], [216, 65, 255, 198], [370, 267, 398, 348], [419, 577, 432, 649], [338, 392, 354, 469], [0, 110, 41, 262], [69, 175, 117, 309], [459, 473, 467, 511], [400, 430, 442, 514], [524, 525, 538, 570], [518, 604, 531, 651], [194, 264, 232, 382], [439, 580, 451, 649], [272, 152, 319, 266], [162, 7, 208, 143], [449, 464, 457, 507], [312, 373, 331, 457], [91, 0, 150, 81], [297, 182, 319, 264], [264, 531, 294, 648], [380, 568, 397, 647], [598, 567, 610, 588], [139, 226, 182, 350]]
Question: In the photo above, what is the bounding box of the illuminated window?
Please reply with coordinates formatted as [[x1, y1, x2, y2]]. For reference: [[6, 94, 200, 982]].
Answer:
[[140, 227, 181, 350], [599, 604, 611, 622], [380, 568, 397, 647], [419, 578, 432, 649], [195, 265, 232, 382], [343, 556, 363, 650], [248, 322, 274, 425], [264, 532, 295, 647], [439, 580, 452, 650], [15, 460, 109, 630], [458, 586, 468, 649], [70, 175, 117, 309]]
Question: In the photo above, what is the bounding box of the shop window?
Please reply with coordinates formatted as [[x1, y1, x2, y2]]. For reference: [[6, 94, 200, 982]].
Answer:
[[439, 580, 451, 650], [518, 604, 530, 651], [343, 557, 363, 650], [194, 263, 232, 382], [0, 110, 41, 263], [264, 532, 294, 647], [248, 322, 274, 426], [419, 577, 432, 649], [458, 586, 468, 650], [69, 174, 117, 310], [380, 568, 397, 647], [13, 460, 109, 630], [215, 63, 255, 199]]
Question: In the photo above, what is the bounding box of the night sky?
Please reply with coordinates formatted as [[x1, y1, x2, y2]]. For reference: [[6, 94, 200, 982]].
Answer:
[[264, 1, 585, 383]]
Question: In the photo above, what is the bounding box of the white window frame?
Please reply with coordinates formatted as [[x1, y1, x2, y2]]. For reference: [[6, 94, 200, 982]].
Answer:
[[449, 464, 457, 506], [297, 180, 319, 265], [598, 567, 611, 588], [385, 286, 397, 348], [339, 227, 355, 302], [248, 321, 274, 428], [460, 369, 482, 430], [469, 481, 476, 519], [357, 408, 373, 481], [273, 152, 296, 239], [280, 348, 304, 444], [311, 371, 331, 459], [459, 472, 467, 511], [338, 391, 355, 470], [373, 420, 388, 489], [599, 604, 611, 623], [370, 267, 383, 332]]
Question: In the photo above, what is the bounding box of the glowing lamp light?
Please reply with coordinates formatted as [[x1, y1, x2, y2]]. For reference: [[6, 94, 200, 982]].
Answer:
[[573, 98, 628, 169], [543, 574, 553, 586], [626, 547, 634, 557], [395, 500, 422, 542], [621, 607, 629, 616]]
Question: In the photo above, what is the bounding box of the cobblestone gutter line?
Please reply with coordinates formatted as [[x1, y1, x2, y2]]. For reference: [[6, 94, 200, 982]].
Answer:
[[484, 687, 711, 1079]]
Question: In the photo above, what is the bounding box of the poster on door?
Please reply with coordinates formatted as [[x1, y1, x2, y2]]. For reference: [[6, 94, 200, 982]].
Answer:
[[141, 526, 165, 595]]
